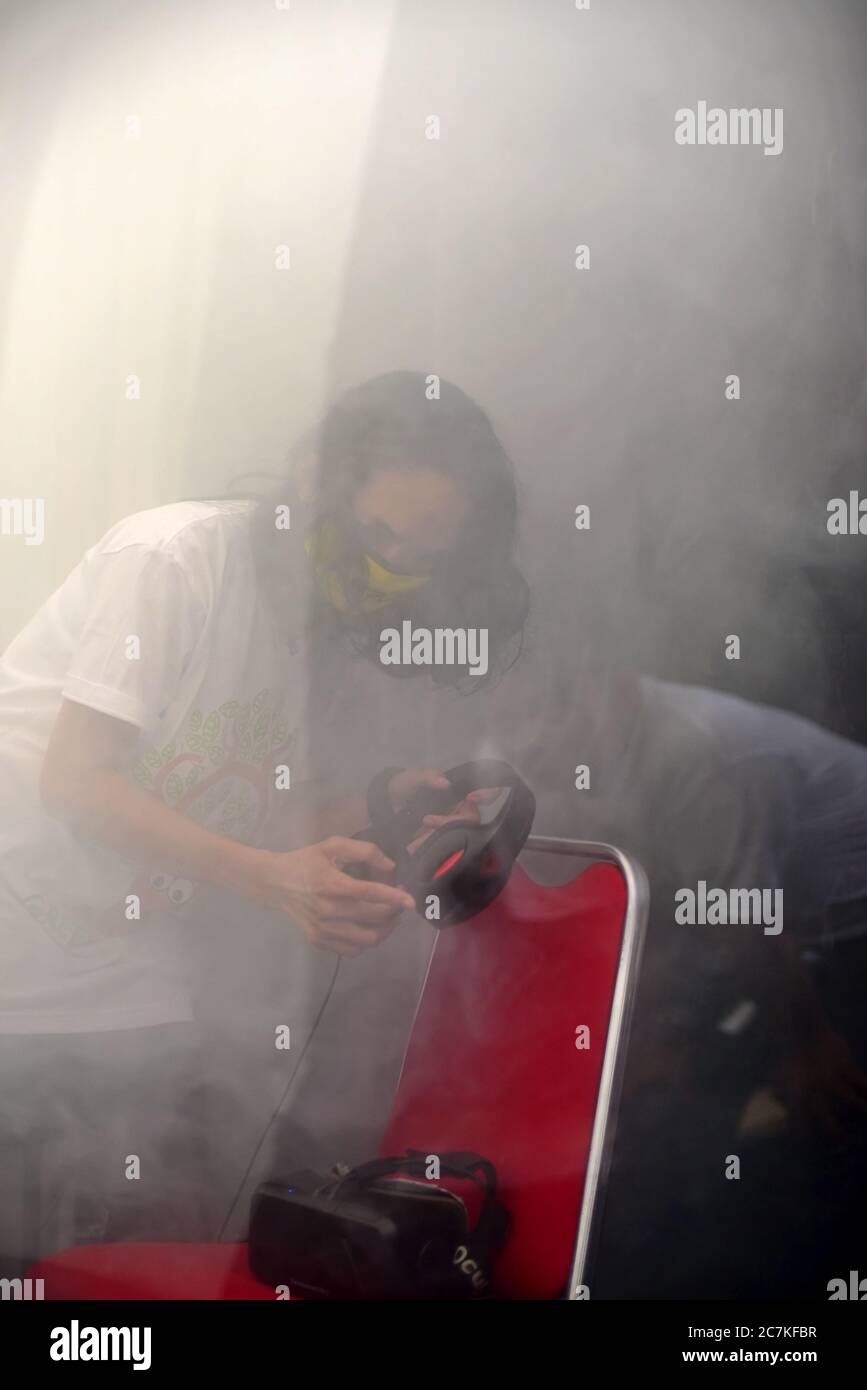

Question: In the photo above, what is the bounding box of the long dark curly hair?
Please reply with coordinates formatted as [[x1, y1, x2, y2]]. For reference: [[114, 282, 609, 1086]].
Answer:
[[245, 370, 530, 690]]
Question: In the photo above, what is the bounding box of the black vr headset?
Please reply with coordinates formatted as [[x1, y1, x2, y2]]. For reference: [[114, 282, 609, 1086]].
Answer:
[[249, 1150, 510, 1300], [351, 759, 536, 927]]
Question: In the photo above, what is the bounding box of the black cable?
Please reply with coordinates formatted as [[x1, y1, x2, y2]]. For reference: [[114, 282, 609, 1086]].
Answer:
[[215, 957, 342, 1242]]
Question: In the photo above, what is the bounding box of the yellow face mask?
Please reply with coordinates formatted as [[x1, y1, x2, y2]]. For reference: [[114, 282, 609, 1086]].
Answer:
[[306, 519, 430, 613]]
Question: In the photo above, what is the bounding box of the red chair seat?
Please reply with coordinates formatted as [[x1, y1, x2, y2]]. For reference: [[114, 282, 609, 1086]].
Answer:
[[29, 859, 627, 1300], [28, 1242, 272, 1300]]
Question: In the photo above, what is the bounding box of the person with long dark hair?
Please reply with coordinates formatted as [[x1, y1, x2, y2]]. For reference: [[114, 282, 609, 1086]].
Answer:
[[0, 370, 528, 1272]]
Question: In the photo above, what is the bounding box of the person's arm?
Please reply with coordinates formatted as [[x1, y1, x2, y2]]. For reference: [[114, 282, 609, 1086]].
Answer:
[[40, 699, 416, 957], [42, 700, 265, 891]]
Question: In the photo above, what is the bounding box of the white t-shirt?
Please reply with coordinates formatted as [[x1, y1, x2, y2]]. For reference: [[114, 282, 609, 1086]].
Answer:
[[0, 501, 304, 1034]]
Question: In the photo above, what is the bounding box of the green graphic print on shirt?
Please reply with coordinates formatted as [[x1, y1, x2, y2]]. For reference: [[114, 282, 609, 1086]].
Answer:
[[22, 689, 296, 949]]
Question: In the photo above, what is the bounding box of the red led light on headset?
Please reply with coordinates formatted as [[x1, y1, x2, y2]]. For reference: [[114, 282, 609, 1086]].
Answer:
[[433, 849, 465, 879]]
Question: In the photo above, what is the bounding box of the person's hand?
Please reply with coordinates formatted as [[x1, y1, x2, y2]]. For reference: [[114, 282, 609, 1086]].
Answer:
[[384, 768, 501, 831], [418, 787, 501, 832], [252, 838, 416, 958], [385, 767, 451, 810], [383, 768, 502, 856], [411, 787, 503, 855]]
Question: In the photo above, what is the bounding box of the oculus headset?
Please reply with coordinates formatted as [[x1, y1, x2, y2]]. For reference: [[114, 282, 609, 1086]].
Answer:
[[249, 1150, 510, 1300], [350, 758, 536, 927]]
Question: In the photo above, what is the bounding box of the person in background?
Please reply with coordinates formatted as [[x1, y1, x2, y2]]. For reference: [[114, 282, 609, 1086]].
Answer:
[[477, 631, 867, 1296]]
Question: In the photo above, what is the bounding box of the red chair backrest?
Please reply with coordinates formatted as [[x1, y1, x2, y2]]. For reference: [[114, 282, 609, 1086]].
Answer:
[[379, 860, 627, 1299]]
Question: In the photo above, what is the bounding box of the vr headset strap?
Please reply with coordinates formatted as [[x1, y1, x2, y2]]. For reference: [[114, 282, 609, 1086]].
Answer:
[[335, 1149, 495, 1194], [333, 1148, 511, 1295]]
